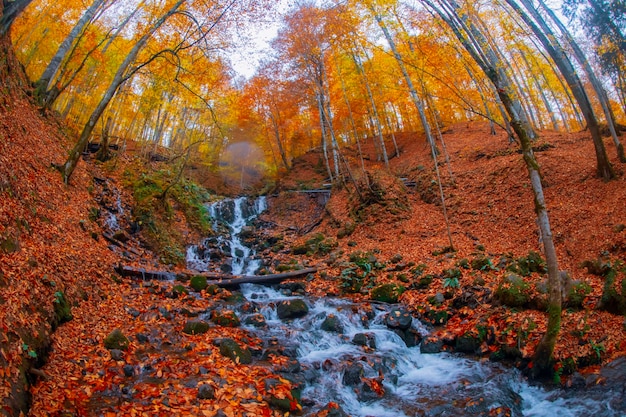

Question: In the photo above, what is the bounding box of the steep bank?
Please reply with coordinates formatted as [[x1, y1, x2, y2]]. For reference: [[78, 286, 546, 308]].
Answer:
[[0, 33, 120, 414], [258, 123, 626, 377]]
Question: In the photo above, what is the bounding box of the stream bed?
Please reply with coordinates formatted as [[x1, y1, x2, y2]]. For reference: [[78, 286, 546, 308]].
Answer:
[[234, 284, 625, 417], [182, 196, 624, 416]]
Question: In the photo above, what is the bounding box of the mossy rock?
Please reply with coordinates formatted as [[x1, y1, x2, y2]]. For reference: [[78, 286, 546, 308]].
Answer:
[[172, 285, 189, 296], [265, 379, 301, 412], [219, 338, 252, 364], [291, 245, 308, 255], [210, 310, 240, 327], [52, 291, 73, 327], [598, 269, 626, 315], [223, 292, 245, 303], [565, 282, 592, 310], [190, 275, 208, 291], [581, 259, 612, 276], [0, 237, 19, 253], [104, 329, 130, 350], [507, 251, 546, 277], [494, 274, 530, 307], [471, 255, 495, 271], [206, 284, 220, 295], [321, 314, 344, 333], [426, 309, 449, 325], [370, 283, 404, 303], [277, 299, 309, 319], [415, 274, 434, 289], [182, 319, 210, 335]]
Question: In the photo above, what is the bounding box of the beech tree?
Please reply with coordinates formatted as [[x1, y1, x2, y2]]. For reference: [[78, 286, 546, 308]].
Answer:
[[504, 0, 615, 180], [0, 0, 33, 36], [34, 0, 108, 107], [424, 0, 561, 378]]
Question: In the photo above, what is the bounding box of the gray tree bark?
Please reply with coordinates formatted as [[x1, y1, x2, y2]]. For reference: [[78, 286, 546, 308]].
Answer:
[[60, 0, 186, 184]]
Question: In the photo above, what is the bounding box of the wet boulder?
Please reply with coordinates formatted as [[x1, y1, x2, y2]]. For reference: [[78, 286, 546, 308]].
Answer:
[[277, 299, 309, 319], [352, 332, 377, 349], [321, 314, 344, 333], [104, 328, 130, 350], [342, 362, 364, 386], [385, 308, 412, 330], [265, 378, 301, 412], [420, 335, 444, 354], [210, 310, 241, 327], [244, 313, 267, 328], [182, 319, 210, 335], [219, 338, 252, 364]]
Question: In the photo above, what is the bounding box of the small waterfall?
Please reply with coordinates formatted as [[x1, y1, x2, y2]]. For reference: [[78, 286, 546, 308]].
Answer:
[[236, 284, 624, 417], [103, 185, 124, 231], [186, 196, 267, 275]]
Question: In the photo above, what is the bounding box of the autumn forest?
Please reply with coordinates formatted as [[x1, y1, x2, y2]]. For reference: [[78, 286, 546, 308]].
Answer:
[[1, 0, 626, 415]]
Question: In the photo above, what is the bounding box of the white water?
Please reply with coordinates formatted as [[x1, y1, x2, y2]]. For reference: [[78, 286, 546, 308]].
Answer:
[[238, 284, 623, 417], [186, 196, 267, 275]]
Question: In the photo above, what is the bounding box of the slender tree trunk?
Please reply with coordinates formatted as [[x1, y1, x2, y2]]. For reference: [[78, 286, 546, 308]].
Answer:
[[536, 0, 625, 161], [426, 0, 561, 378], [519, 51, 560, 131], [352, 51, 389, 168], [507, 0, 614, 180], [372, 10, 437, 154], [0, 0, 34, 36], [269, 112, 290, 170], [60, 0, 186, 184], [372, 7, 453, 249], [34, 0, 106, 104]]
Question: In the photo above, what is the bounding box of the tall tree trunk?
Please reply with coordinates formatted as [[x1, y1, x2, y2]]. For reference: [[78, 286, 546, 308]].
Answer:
[[506, 0, 614, 180], [0, 0, 34, 36], [34, 0, 106, 105], [372, 10, 437, 154], [59, 0, 186, 184], [536, 0, 625, 161], [269, 112, 290, 170], [518, 51, 560, 131], [372, 7, 454, 249], [352, 51, 389, 168], [426, 0, 561, 378]]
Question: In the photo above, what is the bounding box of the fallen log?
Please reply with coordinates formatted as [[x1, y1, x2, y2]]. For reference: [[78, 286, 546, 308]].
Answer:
[[206, 268, 318, 289], [115, 265, 317, 288]]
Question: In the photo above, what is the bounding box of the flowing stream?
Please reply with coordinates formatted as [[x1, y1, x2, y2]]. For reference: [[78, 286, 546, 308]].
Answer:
[[184, 195, 624, 416], [186, 196, 267, 275], [236, 284, 624, 417]]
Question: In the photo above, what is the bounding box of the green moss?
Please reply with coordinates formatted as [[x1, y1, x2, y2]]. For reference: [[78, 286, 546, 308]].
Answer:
[[190, 275, 208, 291], [370, 283, 405, 303], [566, 282, 591, 310], [506, 251, 546, 277], [172, 285, 189, 296], [104, 329, 130, 350], [471, 255, 495, 271], [494, 274, 531, 307], [52, 291, 73, 328], [121, 162, 213, 266]]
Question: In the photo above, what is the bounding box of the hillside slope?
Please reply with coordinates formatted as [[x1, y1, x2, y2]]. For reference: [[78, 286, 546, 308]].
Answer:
[[260, 121, 626, 372], [0, 33, 122, 414]]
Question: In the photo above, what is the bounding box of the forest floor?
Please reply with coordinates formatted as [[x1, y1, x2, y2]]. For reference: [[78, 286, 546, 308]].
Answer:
[[2, 51, 626, 414]]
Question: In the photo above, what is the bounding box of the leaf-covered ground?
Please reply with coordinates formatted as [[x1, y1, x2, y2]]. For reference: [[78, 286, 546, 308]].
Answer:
[[2, 37, 626, 414]]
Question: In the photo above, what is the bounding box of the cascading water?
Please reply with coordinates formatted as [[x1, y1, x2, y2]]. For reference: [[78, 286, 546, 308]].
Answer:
[[237, 284, 625, 417], [186, 196, 267, 275]]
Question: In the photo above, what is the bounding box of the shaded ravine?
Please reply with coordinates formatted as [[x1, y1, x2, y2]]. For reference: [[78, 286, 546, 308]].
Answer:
[[83, 195, 624, 416]]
